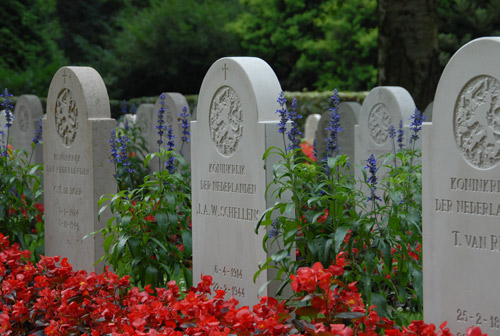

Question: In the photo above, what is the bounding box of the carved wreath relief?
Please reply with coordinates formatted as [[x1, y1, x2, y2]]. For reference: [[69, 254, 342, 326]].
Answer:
[[209, 86, 243, 157], [368, 103, 392, 144], [55, 88, 79, 146], [454, 75, 500, 169], [17, 105, 29, 133]]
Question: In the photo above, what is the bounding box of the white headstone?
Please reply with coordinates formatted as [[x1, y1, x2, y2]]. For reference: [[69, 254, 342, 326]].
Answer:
[[355, 87, 416, 177], [304, 114, 321, 143], [117, 113, 136, 129], [423, 37, 500, 335], [44, 66, 116, 273], [135, 103, 155, 159], [12, 94, 44, 164], [135, 104, 154, 134], [315, 102, 361, 162], [192, 57, 282, 307]]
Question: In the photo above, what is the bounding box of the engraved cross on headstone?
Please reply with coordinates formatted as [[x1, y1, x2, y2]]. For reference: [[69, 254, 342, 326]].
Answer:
[[62, 70, 69, 84], [222, 64, 229, 80]]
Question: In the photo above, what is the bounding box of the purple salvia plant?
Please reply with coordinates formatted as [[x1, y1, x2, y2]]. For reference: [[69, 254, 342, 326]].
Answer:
[[286, 98, 302, 151], [178, 106, 191, 157], [165, 126, 176, 174], [0, 88, 14, 157], [155, 93, 167, 148], [397, 120, 404, 149], [365, 154, 381, 213], [325, 89, 342, 158]]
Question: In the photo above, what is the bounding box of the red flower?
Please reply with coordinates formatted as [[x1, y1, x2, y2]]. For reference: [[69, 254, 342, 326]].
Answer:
[[144, 215, 156, 222], [300, 141, 316, 161], [467, 326, 487, 336]]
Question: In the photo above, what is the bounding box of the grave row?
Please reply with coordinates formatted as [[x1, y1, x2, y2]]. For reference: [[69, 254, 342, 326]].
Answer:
[[4, 36, 499, 335]]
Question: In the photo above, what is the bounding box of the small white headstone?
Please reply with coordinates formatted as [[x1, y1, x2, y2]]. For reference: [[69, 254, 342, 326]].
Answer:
[[192, 57, 282, 307], [135, 103, 155, 159], [304, 114, 321, 143], [44, 66, 116, 273], [315, 102, 361, 162], [12, 95, 44, 165], [117, 114, 136, 129], [355, 87, 416, 177], [423, 37, 500, 335]]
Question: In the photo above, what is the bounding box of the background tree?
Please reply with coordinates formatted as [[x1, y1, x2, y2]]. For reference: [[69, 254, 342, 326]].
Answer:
[[101, 0, 243, 98], [56, 0, 128, 66], [229, 0, 378, 92], [438, 0, 500, 67], [0, 0, 66, 96], [378, 0, 441, 110]]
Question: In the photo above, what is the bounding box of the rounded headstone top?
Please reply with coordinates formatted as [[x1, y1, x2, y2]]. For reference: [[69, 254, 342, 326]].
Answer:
[[46, 66, 110, 148], [48, 66, 111, 120], [153, 92, 190, 129], [434, 37, 500, 170], [14, 95, 43, 134], [360, 86, 415, 146], [198, 57, 282, 123]]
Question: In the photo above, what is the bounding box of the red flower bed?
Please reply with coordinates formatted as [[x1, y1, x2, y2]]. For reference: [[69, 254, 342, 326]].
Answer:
[[0, 232, 485, 336]]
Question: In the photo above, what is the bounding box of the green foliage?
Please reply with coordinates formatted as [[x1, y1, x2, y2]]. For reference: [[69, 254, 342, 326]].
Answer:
[[438, 0, 500, 66], [97, 147, 192, 289], [257, 94, 422, 325], [114, 121, 151, 191], [56, 0, 131, 65], [101, 0, 243, 98], [229, 0, 377, 91], [0, 0, 66, 96], [0, 145, 44, 261]]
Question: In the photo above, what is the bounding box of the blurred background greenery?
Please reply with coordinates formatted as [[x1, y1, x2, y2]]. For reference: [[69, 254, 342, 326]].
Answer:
[[1, 0, 499, 107]]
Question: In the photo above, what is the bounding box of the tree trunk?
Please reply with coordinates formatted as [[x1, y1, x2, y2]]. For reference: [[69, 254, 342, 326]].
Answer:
[[378, 0, 440, 110]]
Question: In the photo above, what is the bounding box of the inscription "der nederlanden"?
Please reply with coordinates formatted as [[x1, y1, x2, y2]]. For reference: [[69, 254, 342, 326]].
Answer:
[[200, 180, 256, 194], [436, 199, 500, 216], [45, 165, 89, 175]]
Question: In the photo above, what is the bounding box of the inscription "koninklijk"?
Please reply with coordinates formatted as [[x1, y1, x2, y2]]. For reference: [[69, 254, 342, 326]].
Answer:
[[208, 163, 245, 175]]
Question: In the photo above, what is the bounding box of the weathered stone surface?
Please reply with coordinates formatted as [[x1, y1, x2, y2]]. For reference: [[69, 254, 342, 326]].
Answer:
[[44, 66, 116, 273], [192, 57, 283, 307], [423, 37, 500, 336]]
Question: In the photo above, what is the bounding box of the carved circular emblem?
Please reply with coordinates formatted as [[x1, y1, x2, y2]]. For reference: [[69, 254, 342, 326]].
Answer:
[[454, 75, 500, 169], [55, 88, 79, 146], [209, 86, 243, 157], [368, 103, 392, 144], [17, 105, 29, 133]]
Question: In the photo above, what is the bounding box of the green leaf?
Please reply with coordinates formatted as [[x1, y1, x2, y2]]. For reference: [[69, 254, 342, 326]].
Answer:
[[271, 249, 288, 263], [296, 306, 320, 317], [334, 226, 349, 254], [371, 292, 388, 317], [144, 265, 158, 287], [103, 235, 114, 254], [126, 237, 141, 258], [155, 213, 168, 234], [182, 230, 192, 257], [182, 266, 193, 289]]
